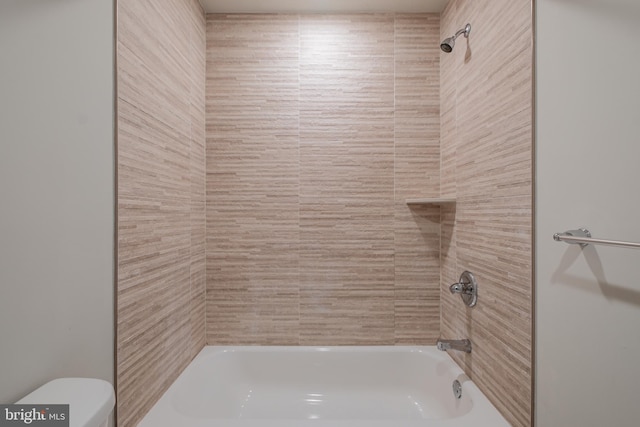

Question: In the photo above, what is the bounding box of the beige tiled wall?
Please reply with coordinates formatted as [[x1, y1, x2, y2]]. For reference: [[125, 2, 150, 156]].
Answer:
[[116, 0, 205, 426], [440, 1, 533, 426], [205, 14, 442, 345]]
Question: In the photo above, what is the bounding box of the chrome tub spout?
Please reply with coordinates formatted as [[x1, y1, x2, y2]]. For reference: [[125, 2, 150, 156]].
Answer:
[[436, 338, 472, 353]]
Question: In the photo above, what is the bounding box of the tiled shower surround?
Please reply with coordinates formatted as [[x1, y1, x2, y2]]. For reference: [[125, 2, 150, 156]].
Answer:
[[116, 2, 532, 427]]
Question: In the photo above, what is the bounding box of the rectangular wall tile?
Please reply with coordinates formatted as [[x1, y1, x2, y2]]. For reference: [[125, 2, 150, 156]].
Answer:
[[394, 14, 442, 344], [205, 15, 301, 345], [394, 14, 441, 200], [299, 15, 396, 345]]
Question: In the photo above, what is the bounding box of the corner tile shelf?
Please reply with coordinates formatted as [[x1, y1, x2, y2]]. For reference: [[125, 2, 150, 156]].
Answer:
[[405, 197, 456, 205]]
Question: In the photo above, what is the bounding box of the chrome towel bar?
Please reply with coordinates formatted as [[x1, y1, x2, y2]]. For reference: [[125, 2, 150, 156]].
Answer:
[[553, 228, 640, 249]]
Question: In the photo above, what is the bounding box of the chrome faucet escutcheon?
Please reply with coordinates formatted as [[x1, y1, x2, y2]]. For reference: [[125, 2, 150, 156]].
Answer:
[[437, 338, 472, 353], [449, 271, 478, 307]]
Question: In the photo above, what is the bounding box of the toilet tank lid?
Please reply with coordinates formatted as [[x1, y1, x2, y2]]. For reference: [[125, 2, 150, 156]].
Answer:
[[17, 378, 115, 427]]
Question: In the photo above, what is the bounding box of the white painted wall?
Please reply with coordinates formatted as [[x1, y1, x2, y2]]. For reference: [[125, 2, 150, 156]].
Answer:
[[536, 0, 640, 425], [0, 0, 114, 411]]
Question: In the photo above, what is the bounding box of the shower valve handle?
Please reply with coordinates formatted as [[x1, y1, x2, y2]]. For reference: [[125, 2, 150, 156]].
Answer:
[[449, 271, 478, 307], [449, 282, 472, 295]]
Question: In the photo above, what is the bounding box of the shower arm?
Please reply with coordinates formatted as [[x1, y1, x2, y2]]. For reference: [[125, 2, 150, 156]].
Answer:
[[453, 28, 467, 39]]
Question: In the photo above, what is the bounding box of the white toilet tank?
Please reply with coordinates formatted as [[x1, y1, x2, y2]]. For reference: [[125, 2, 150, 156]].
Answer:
[[17, 378, 115, 427]]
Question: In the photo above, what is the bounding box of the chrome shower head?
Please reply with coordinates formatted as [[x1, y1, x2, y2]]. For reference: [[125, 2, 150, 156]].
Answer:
[[440, 23, 471, 53], [440, 36, 455, 53]]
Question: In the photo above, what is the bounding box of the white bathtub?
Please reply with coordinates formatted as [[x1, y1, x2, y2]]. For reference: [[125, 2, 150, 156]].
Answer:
[[139, 346, 510, 427]]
